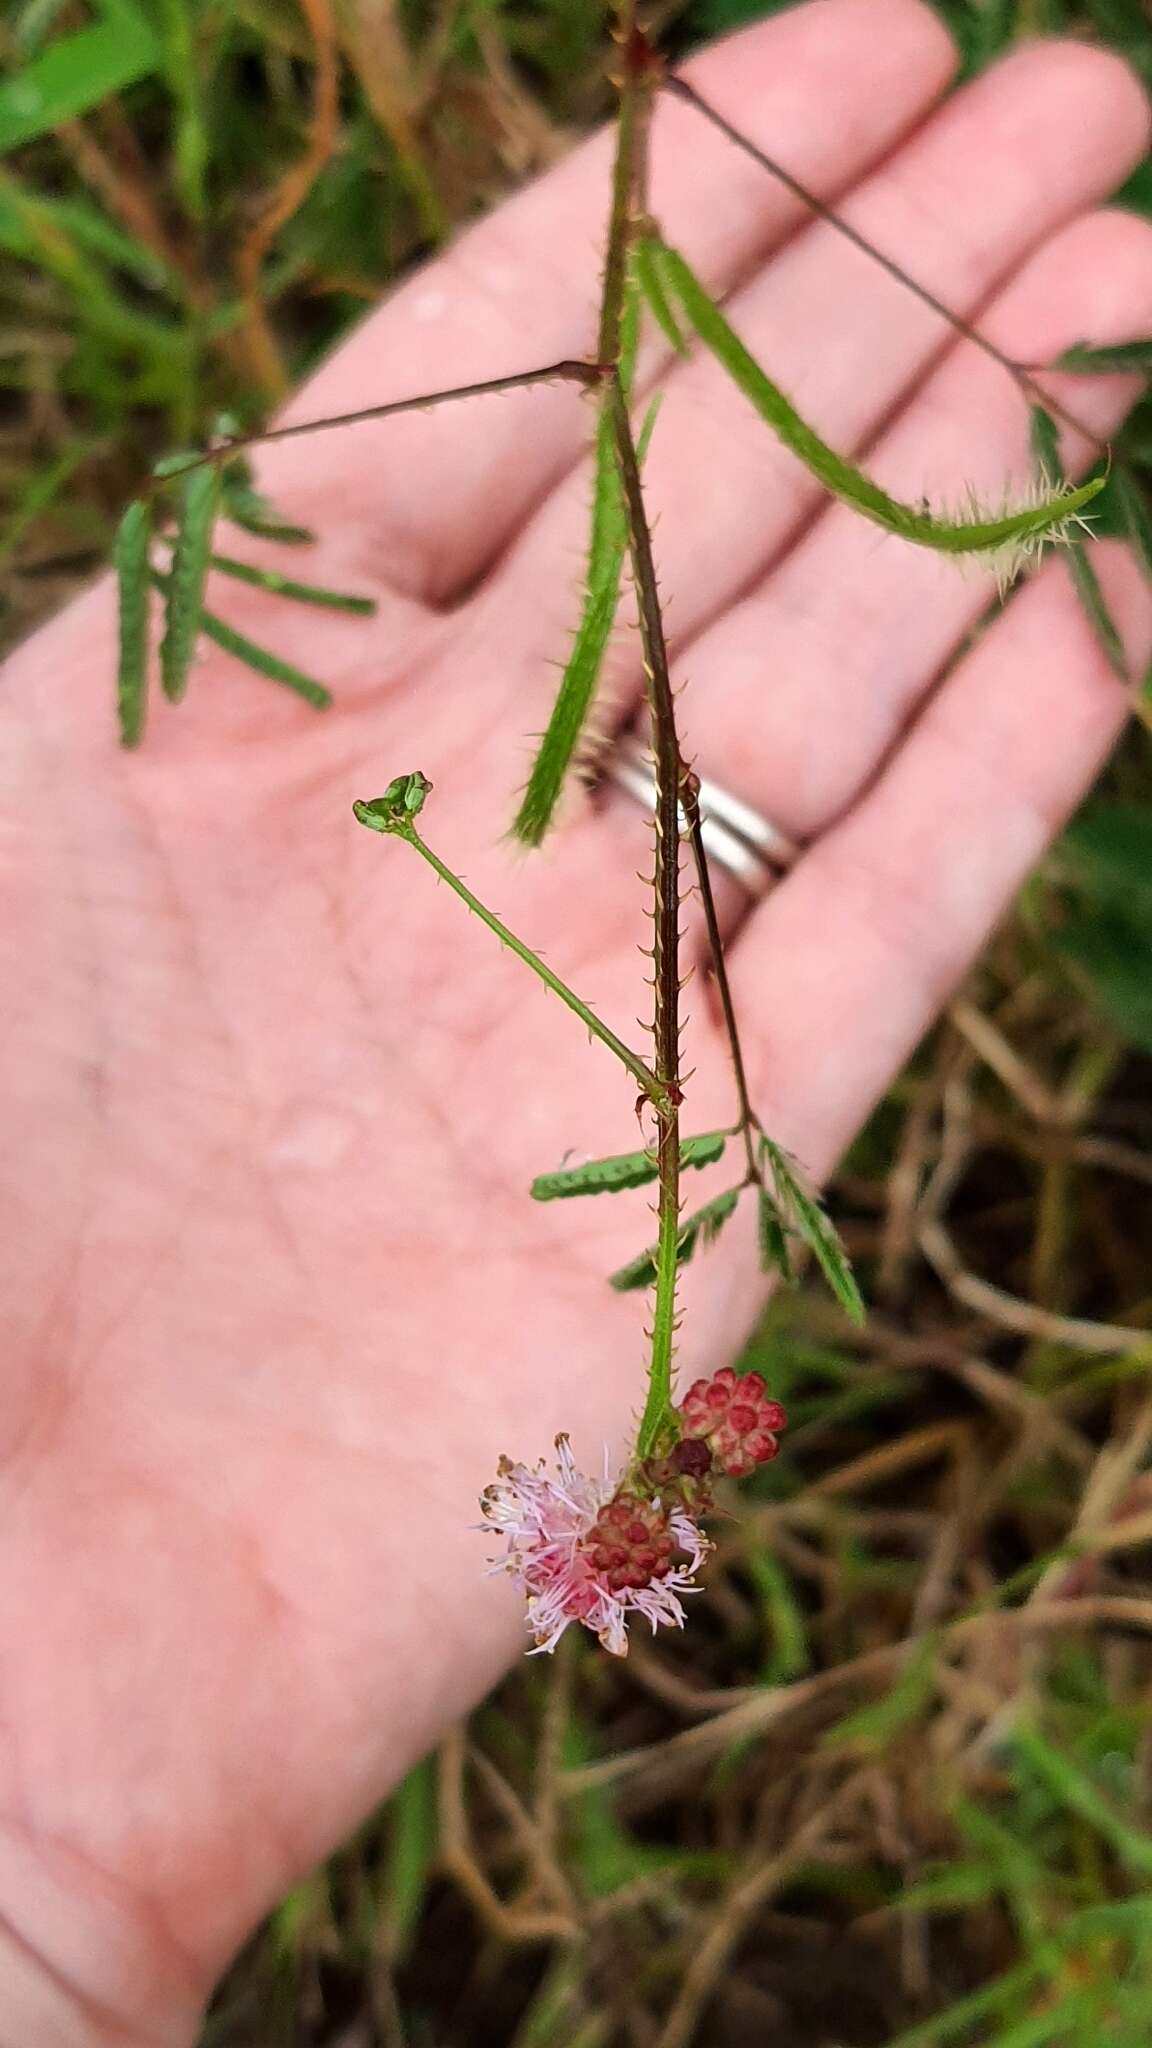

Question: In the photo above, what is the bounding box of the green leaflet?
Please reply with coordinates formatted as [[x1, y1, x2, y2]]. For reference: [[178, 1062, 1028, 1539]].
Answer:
[[159, 464, 220, 702], [114, 499, 151, 749], [222, 489, 314, 545], [1028, 403, 1062, 481], [195, 608, 332, 709], [530, 1129, 727, 1201], [512, 279, 646, 848], [1116, 467, 1152, 585], [209, 553, 376, 615], [1068, 541, 1129, 678], [511, 540, 618, 847], [757, 1185, 793, 1280], [149, 571, 332, 709], [634, 235, 687, 356], [1056, 338, 1152, 376], [1031, 406, 1128, 680], [218, 467, 314, 545], [609, 1185, 741, 1293], [650, 237, 1103, 558], [760, 1137, 864, 1324]]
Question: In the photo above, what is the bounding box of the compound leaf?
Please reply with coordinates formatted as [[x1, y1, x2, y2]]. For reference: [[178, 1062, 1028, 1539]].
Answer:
[[652, 238, 1102, 564]]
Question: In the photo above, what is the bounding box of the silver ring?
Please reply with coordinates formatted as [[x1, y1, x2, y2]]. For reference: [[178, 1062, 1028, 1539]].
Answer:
[[604, 735, 800, 900]]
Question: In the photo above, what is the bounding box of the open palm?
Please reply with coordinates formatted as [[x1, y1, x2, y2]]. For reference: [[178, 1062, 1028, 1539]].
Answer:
[[2, 2, 1151, 2038]]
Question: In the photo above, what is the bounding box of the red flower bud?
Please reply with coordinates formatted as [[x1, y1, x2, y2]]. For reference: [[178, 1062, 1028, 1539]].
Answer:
[[677, 1368, 786, 1479], [583, 1491, 680, 1593]]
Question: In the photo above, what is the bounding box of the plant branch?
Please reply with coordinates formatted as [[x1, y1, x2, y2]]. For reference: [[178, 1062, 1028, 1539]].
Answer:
[[681, 781, 759, 1183], [353, 789, 665, 1106], [151, 359, 603, 490]]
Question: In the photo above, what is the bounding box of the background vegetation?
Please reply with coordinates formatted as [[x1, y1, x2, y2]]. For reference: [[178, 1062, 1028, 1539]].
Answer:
[[4, 1, 1152, 2042]]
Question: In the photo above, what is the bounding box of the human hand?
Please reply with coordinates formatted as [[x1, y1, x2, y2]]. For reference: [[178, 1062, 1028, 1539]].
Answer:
[[2, 1, 1150, 2038]]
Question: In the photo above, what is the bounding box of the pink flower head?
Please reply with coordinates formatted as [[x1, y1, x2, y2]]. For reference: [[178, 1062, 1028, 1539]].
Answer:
[[481, 1436, 709, 1657], [679, 1367, 786, 1479]]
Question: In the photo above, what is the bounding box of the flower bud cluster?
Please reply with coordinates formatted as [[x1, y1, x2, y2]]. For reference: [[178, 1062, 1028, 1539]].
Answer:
[[481, 1371, 785, 1657], [678, 1366, 786, 1479], [584, 1492, 679, 1593]]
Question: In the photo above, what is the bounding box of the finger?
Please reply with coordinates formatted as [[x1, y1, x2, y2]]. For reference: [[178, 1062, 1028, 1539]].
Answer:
[[252, 0, 956, 605], [650, 205, 1152, 926], [726, 540, 1152, 1176], [489, 37, 1149, 754]]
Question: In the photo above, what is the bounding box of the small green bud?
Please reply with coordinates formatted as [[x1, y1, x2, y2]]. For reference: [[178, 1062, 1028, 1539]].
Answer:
[[353, 772, 432, 832]]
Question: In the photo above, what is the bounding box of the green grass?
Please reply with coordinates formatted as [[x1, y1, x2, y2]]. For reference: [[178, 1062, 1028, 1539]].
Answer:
[[4, 2, 1152, 2043]]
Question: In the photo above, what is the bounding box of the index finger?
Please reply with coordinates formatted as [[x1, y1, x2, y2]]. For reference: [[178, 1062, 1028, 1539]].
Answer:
[[255, 0, 955, 606]]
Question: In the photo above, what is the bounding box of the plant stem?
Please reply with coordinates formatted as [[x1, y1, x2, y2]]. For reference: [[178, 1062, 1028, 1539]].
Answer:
[[152, 359, 602, 490], [663, 74, 1104, 454], [607, 372, 684, 1457], [598, 70, 639, 369], [602, 4, 685, 1458], [681, 781, 760, 1184], [388, 822, 666, 1106], [595, 2, 655, 371]]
